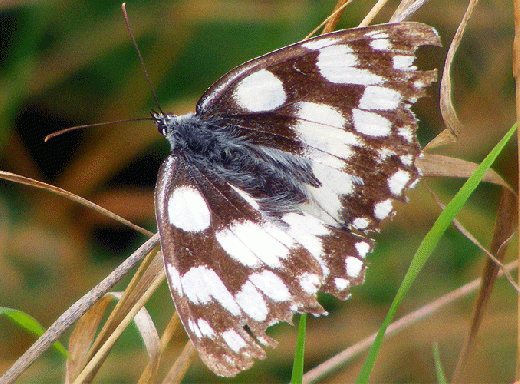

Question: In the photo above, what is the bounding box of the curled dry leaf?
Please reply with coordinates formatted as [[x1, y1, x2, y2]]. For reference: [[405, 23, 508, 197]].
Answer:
[[435, 0, 480, 149], [66, 291, 163, 384], [66, 296, 114, 383], [416, 153, 515, 193], [451, 190, 518, 382]]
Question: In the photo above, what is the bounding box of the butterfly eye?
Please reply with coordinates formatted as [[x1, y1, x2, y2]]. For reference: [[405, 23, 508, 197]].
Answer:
[[156, 123, 166, 135]]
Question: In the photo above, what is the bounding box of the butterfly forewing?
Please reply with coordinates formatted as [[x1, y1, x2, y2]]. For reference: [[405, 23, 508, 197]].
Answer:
[[195, 23, 437, 231], [154, 22, 440, 376]]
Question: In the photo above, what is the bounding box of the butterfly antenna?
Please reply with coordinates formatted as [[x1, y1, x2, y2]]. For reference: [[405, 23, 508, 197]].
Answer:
[[44, 118, 152, 142], [121, 3, 164, 115]]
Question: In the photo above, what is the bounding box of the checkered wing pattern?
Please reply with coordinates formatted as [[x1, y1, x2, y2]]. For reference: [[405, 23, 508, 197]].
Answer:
[[154, 22, 440, 376]]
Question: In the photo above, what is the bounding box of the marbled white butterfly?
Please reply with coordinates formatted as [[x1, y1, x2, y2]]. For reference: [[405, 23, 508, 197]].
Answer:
[[153, 22, 440, 376]]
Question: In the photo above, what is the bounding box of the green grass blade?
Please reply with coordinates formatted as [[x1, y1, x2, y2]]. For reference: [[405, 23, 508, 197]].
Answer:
[[0, 307, 69, 358], [291, 314, 307, 384], [432, 342, 448, 383], [356, 123, 517, 383]]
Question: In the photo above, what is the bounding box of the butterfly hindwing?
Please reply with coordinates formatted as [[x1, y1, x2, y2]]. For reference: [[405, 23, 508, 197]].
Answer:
[[155, 153, 331, 376]]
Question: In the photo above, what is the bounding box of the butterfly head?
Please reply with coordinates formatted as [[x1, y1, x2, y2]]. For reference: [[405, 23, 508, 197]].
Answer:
[[152, 112, 177, 136], [152, 111, 199, 148]]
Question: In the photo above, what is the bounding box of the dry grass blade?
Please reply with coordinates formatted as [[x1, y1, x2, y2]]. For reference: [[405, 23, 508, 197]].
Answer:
[[305, 0, 352, 39], [161, 341, 198, 384], [358, 0, 391, 27], [390, 0, 433, 23], [160, 313, 183, 350], [321, 0, 349, 34], [422, 129, 458, 150], [452, 190, 518, 382], [72, 269, 166, 384], [307, 0, 433, 44], [76, 250, 164, 383], [65, 290, 163, 383], [302, 260, 519, 384], [0, 233, 160, 384], [435, 0, 480, 149], [139, 313, 183, 383], [0, 171, 153, 237], [106, 292, 162, 384], [65, 296, 114, 383], [426, 184, 519, 291], [416, 153, 515, 193]]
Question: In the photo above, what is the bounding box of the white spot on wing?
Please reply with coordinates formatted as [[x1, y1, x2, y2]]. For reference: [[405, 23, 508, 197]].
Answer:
[[388, 170, 411, 196], [303, 147, 346, 169], [352, 109, 391, 137], [355, 241, 371, 258], [165, 264, 183, 295], [215, 227, 261, 267], [393, 55, 415, 70], [234, 281, 268, 321], [249, 270, 291, 302], [359, 86, 402, 110], [352, 217, 369, 230], [197, 319, 216, 338], [400, 155, 413, 166], [374, 199, 393, 220], [398, 127, 414, 142], [316, 45, 383, 85], [345, 257, 364, 278], [222, 329, 247, 353], [282, 213, 328, 255], [370, 37, 391, 51], [414, 80, 426, 89], [181, 266, 241, 315], [295, 102, 345, 128], [313, 162, 355, 195], [294, 102, 359, 160], [234, 69, 286, 112], [262, 222, 295, 248], [334, 277, 350, 291], [302, 37, 338, 50], [305, 163, 355, 223], [168, 186, 211, 232], [282, 212, 329, 276], [295, 119, 357, 160], [188, 319, 202, 338], [299, 272, 321, 294], [223, 221, 292, 268]]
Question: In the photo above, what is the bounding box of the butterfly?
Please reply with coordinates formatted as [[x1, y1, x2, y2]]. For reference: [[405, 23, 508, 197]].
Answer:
[[153, 22, 440, 376]]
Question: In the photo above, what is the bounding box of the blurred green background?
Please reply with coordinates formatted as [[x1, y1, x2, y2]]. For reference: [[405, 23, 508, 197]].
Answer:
[[0, 0, 517, 382]]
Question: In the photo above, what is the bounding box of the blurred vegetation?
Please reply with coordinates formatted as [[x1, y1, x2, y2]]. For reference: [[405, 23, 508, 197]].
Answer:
[[0, 0, 517, 383]]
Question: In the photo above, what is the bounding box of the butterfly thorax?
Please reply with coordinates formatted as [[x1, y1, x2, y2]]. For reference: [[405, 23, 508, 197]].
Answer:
[[154, 112, 320, 217]]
